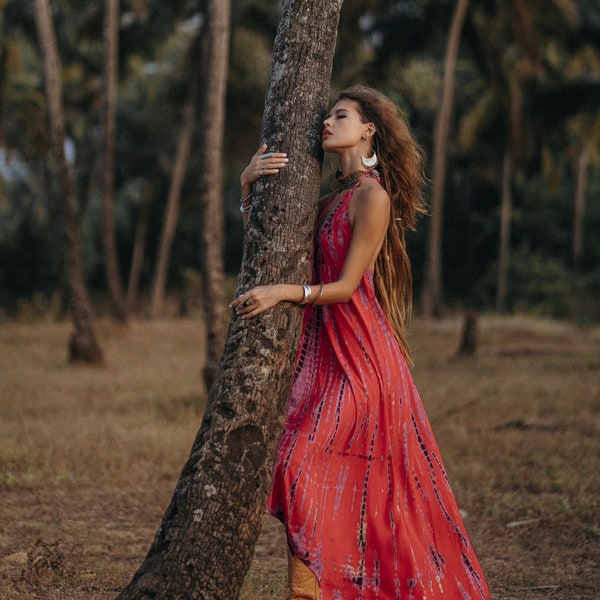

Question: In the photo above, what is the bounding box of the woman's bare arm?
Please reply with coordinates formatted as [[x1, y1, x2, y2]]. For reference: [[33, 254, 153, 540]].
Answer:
[[231, 181, 389, 318]]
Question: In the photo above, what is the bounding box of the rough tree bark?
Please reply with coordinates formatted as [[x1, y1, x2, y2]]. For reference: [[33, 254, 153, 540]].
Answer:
[[116, 0, 343, 597], [102, 0, 128, 321], [34, 0, 104, 364], [198, 0, 230, 388], [420, 0, 469, 318]]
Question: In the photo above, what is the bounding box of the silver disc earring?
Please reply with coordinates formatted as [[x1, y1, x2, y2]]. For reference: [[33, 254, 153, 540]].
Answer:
[[361, 151, 378, 168]]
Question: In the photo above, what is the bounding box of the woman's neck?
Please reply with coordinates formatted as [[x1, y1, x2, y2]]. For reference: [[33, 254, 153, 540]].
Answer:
[[336, 151, 363, 177]]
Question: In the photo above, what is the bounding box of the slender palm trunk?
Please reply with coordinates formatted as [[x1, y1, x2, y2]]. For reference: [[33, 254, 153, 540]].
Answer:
[[150, 77, 199, 317], [0, 45, 7, 146], [126, 192, 151, 312], [421, 0, 470, 318], [496, 148, 513, 313], [573, 146, 589, 272], [102, 0, 128, 321], [198, 0, 230, 388], [34, 0, 103, 363]]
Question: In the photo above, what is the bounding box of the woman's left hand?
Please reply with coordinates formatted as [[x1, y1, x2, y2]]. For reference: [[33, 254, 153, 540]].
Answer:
[[230, 284, 301, 319]]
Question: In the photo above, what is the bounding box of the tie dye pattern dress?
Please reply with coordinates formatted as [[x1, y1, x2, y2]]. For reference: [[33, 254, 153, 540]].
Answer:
[[267, 178, 490, 599]]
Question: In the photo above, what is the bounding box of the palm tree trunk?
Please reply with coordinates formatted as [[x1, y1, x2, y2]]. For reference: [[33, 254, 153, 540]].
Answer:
[[150, 77, 199, 317], [102, 0, 128, 321], [116, 0, 342, 596], [511, 0, 543, 74], [126, 191, 151, 312], [496, 147, 513, 313], [421, 0, 470, 318], [198, 0, 230, 389], [573, 145, 589, 273], [0, 44, 7, 146], [34, 0, 103, 363]]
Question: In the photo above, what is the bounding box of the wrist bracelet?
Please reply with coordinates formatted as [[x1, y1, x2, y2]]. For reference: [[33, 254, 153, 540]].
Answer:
[[300, 284, 311, 304], [309, 282, 324, 305], [240, 193, 252, 213]]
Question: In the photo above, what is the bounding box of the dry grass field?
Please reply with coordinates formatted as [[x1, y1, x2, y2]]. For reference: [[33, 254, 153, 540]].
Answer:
[[0, 314, 598, 599]]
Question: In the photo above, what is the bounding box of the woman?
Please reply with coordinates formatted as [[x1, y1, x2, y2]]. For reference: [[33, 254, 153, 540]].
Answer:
[[231, 86, 489, 599]]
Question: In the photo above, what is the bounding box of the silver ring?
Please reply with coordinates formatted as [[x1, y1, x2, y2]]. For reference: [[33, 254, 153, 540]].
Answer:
[[259, 152, 273, 160], [259, 166, 264, 176]]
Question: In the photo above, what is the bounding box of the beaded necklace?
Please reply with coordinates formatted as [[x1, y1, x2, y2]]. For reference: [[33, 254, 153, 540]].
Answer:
[[336, 169, 373, 191]]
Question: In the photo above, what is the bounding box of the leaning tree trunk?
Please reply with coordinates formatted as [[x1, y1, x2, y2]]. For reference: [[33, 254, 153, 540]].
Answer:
[[420, 0, 470, 318], [102, 0, 128, 321], [116, 0, 342, 597], [198, 0, 230, 388], [34, 0, 103, 364]]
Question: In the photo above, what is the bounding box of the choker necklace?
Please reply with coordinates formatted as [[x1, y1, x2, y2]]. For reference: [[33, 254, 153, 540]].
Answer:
[[336, 169, 374, 191]]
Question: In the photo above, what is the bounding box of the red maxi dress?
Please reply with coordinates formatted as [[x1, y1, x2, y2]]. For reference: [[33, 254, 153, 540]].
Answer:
[[267, 177, 490, 599]]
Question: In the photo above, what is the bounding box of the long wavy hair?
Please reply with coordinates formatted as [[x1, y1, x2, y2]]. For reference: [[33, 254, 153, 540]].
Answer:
[[333, 85, 426, 362]]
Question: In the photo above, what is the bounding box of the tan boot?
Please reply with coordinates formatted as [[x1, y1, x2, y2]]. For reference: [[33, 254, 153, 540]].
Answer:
[[287, 552, 321, 600]]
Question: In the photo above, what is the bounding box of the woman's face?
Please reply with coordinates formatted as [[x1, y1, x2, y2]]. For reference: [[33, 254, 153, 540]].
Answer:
[[322, 99, 368, 154]]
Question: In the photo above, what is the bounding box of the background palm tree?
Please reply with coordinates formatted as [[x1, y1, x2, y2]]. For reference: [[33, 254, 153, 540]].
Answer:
[[102, 0, 128, 321], [33, 0, 103, 363], [2, 0, 599, 343], [198, 0, 230, 389], [420, 0, 470, 318], [150, 34, 201, 318]]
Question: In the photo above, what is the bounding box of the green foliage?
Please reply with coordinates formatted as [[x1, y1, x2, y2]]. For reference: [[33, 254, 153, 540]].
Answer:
[[475, 245, 599, 322], [0, 0, 599, 321], [509, 247, 587, 319], [0, 202, 59, 312]]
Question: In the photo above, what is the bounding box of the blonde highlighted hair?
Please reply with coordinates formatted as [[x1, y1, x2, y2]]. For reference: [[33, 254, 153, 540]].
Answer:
[[333, 85, 426, 362]]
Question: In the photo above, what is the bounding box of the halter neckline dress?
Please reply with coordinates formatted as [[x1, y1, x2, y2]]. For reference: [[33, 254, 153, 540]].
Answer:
[[267, 176, 490, 599]]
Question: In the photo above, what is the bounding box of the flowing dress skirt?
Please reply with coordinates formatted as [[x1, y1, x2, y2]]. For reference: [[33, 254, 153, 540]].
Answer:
[[267, 186, 490, 599]]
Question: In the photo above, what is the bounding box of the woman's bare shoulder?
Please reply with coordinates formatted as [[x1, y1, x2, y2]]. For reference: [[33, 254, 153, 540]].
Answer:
[[353, 178, 389, 209]]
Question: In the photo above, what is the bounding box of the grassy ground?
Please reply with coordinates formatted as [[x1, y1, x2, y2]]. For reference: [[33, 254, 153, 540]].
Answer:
[[0, 314, 598, 598]]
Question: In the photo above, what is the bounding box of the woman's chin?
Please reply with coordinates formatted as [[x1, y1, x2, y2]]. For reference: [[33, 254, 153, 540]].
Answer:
[[322, 140, 337, 153]]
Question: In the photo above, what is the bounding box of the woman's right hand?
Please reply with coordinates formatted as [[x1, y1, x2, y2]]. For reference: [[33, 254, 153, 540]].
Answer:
[[240, 144, 289, 195], [230, 283, 304, 319]]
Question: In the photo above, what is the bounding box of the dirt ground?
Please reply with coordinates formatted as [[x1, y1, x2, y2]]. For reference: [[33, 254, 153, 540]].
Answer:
[[0, 479, 598, 599], [1, 316, 598, 598]]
